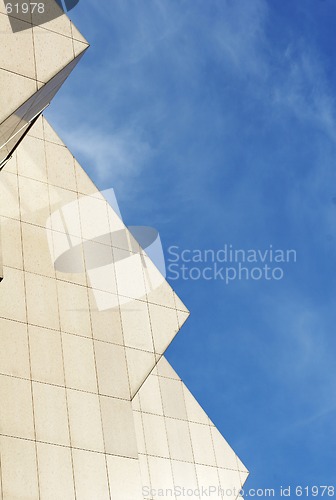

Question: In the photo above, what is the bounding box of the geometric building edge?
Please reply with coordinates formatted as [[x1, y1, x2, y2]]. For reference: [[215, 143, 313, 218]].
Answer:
[[0, 1, 249, 497]]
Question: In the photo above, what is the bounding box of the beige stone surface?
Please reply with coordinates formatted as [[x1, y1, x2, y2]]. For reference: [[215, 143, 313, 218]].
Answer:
[[133, 357, 249, 497], [72, 449, 110, 500], [0, 436, 39, 499], [28, 324, 65, 385], [0, 0, 88, 167], [0, 3, 248, 495], [37, 443, 75, 500], [33, 382, 70, 446], [0, 318, 30, 378]]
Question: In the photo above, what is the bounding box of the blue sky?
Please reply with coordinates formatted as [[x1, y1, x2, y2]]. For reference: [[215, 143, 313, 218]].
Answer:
[[47, 0, 336, 496]]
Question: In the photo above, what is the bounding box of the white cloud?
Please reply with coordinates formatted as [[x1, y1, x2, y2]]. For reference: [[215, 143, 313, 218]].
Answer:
[[210, 0, 336, 145], [271, 47, 336, 143], [63, 123, 152, 188], [48, 0, 336, 220], [212, 0, 268, 76]]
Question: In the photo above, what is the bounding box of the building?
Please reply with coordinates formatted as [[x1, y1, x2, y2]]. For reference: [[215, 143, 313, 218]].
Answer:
[[0, 1, 249, 498]]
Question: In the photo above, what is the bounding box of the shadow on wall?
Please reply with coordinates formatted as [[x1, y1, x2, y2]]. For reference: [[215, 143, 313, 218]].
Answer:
[[4, 0, 80, 32]]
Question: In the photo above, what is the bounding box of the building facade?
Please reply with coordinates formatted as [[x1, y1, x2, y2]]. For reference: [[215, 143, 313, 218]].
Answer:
[[0, 1, 248, 498]]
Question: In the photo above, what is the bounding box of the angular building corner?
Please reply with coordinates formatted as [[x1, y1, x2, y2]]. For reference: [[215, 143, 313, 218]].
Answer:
[[0, 1, 249, 498]]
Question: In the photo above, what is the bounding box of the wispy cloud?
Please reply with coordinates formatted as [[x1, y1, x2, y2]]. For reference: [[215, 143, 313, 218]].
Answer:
[[54, 120, 152, 193], [54, 0, 336, 194], [271, 47, 336, 142]]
